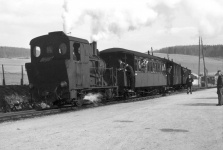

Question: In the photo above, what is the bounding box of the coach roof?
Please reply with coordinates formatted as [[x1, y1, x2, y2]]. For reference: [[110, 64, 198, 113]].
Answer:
[[100, 48, 164, 61]]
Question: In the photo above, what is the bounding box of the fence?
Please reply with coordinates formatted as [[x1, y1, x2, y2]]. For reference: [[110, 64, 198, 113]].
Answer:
[[0, 64, 29, 85]]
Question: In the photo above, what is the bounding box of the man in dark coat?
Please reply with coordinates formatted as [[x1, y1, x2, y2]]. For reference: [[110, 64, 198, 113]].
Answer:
[[216, 70, 223, 106], [186, 74, 194, 94], [125, 63, 135, 91], [118, 59, 135, 91], [166, 66, 172, 86]]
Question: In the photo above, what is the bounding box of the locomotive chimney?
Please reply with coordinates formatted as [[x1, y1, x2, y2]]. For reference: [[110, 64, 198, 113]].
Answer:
[[92, 41, 97, 56]]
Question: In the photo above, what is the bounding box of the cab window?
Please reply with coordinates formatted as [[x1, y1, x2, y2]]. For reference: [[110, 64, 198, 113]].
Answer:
[[73, 43, 81, 61], [59, 43, 67, 55], [33, 46, 41, 57]]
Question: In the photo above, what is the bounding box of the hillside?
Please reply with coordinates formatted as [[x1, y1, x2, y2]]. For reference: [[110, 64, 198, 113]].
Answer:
[[0, 46, 30, 58], [153, 53, 223, 75], [156, 45, 223, 58]]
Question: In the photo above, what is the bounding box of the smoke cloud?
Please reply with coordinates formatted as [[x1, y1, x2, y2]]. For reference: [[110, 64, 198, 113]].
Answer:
[[62, 0, 223, 41]]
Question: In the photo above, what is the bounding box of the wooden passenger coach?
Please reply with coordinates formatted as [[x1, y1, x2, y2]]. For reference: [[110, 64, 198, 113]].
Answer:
[[100, 48, 168, 93]]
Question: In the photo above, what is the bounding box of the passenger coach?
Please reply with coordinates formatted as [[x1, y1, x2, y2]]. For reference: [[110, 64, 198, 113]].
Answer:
[[100, 48, 168, 95]]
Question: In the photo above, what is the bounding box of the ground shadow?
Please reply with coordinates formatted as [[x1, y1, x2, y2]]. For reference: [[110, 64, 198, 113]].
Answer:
[[194, 97, 217, 100], [183, 103, 216, 106], [160, 128, 189, 133], [113, 120, 134, 123]]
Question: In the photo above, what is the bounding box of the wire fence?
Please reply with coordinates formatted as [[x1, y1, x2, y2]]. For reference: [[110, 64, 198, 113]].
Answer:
[[0, 64, 29, 85]]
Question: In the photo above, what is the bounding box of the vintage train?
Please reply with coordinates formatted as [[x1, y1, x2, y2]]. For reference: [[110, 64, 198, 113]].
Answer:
[[25, 31, 191, 107]]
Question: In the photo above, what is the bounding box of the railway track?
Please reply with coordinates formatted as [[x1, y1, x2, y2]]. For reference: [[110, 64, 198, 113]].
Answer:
[[0, 87, 211, 123]]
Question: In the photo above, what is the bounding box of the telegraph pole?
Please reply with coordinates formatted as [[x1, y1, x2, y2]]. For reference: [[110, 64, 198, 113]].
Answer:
[[201, 37, 208, 88], [198, 37, 201, 87]]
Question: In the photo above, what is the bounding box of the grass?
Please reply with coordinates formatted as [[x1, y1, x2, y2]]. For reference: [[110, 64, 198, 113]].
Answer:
[[0, 58, 30, 85]]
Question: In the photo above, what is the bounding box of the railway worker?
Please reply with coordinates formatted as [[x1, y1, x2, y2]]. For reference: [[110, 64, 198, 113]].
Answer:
[[167, 66, 172, 86], [216, 70, 223, 106], [118, 59, 135, 92], [118, 59, 125, 70], [186, 74, 194, 94]]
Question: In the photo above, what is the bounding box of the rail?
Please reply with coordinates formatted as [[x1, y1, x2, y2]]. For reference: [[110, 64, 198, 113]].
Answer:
[[0, 87, 210, 123]]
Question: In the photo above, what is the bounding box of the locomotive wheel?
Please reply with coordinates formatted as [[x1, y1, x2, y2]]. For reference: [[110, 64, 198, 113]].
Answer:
[[74, 98, 83, 107], [105, 89, 114, 100], [75, 100, 82, 107]]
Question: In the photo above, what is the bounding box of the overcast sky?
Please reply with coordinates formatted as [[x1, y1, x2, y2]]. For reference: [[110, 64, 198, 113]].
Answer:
[[1, 0, 223, 52]]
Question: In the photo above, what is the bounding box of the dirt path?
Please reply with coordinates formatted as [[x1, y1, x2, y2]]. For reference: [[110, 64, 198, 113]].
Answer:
[[0, 88, 223, 150]]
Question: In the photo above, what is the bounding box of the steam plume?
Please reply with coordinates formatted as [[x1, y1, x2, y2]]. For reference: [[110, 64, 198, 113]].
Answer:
[[62, 0, 223, 41], [83, 93, 102, 103]]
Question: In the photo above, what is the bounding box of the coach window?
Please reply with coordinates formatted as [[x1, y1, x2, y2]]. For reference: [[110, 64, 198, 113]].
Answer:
[[138, 59, 142, 71], [152, 62, 156, 72], [148, 61, 152, 72], [157, 63, 159, 72], [162, 63, 166, 72], [159, 63, 162, 72], [149, 61, 152, 72], [157, 63, 160, 72], [147, 61, 150, 72], [33, 46, 41, 57], [134, 57, 138, 71], [156, 63, 159, 72], [140, 59, 148, 72]]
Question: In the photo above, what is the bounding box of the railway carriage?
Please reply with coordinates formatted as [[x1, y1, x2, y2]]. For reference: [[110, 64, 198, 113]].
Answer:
[[100, 48, 168, 95]]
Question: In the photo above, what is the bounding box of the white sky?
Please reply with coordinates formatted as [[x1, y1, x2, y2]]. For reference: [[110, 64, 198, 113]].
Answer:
[[0, 0, 223, 53]]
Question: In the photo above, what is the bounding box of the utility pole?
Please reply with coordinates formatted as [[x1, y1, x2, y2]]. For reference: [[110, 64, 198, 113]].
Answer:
[[2, 64, 5, 86], [201, 37, 208, 88], [21, 65, 24, 85], [198, 37, 201, 87]]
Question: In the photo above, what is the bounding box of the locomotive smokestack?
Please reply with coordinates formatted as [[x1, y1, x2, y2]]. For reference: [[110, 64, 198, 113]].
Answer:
[[91, 41, 97, 56]]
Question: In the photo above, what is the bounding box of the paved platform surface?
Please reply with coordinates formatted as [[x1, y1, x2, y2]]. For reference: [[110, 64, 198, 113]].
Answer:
[[0, 88, 223, 150]]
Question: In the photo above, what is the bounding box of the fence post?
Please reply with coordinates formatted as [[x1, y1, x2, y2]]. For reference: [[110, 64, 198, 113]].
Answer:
[[21, 65, 24, 85], [2, 64, 5, 86]]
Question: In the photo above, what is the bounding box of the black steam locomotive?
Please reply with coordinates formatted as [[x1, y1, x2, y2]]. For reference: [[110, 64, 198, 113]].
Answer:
[[25, 31, 191, 107]]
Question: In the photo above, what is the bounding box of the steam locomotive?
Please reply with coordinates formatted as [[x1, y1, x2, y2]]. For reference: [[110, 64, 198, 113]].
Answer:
[[25, 31, 191, 107]]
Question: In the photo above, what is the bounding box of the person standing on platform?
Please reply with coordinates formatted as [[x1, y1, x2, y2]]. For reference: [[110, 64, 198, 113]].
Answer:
[[216, 70, 223, 106], [186, 74, 194, 94]]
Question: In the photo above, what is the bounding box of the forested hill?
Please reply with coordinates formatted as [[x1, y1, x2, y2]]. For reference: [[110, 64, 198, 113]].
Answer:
[[0, 46, 30, 58], [156, 45, 223, 58]]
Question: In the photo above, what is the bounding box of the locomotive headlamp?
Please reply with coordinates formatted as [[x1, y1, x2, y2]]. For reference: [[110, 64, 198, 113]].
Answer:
[[29, 83, 34, 89], [60, 81, 67, 88]]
